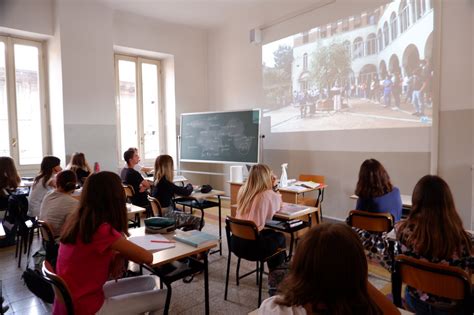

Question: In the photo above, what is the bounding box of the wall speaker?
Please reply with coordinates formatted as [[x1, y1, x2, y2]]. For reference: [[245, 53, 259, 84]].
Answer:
[[249, 28, 262, 44]]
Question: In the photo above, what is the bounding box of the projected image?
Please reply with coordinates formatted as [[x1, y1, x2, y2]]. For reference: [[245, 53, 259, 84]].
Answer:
[[262, 0, 434, 132]]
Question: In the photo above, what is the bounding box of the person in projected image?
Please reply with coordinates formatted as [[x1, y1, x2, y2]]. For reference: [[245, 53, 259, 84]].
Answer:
[[391, 72, 402, 110], [382, 75, 393, 108], [411, 67, 426, 116]]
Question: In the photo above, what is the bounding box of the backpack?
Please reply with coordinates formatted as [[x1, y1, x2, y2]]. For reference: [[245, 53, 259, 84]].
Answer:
[[0, 194, 28, 248]]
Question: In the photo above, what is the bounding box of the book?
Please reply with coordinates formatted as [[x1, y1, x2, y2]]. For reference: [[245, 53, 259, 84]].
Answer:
[[287, 219, 303, 228], [278, 204, 309, 215], [173, 230, 218, 248], [294, 181, 320, 189], [282, 185, 308, 193], [128, 234, 176, 252]]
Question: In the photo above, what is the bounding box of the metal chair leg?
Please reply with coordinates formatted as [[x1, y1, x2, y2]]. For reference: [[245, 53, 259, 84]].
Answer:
[[224, 251, 231, 300], [236, 257, 241, 286], [258, 260, 264, 306]]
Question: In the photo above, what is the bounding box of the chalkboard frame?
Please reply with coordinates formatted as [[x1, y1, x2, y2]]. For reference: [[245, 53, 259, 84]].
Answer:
[[179, 109, 261, 164]]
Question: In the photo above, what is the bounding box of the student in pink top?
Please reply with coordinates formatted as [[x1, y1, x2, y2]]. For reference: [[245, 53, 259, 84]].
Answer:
[[235, 164, 287, 294], [56, 171, 166, 315]]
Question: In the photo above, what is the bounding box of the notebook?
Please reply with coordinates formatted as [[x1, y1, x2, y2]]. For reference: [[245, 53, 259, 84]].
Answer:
[[278, 204, 309, 215], [173, 230, 218, 247], [128, 234, 176, 252]]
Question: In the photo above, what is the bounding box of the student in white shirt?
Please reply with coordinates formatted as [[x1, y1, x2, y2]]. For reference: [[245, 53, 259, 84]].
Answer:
[[39, 170, 78, 237], [28, 156, 62, 218]]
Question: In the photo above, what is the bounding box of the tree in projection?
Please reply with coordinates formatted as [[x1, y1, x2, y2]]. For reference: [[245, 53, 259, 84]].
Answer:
[[311, 41, 351, 99], [263, 45, 293, 109]]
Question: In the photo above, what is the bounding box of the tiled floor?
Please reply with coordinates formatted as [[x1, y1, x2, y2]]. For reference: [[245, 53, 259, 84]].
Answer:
[[0, 211, 390, 314]]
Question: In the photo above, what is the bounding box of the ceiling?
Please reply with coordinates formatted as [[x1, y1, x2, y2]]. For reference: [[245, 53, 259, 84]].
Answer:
[[99, 0, 333, 29]]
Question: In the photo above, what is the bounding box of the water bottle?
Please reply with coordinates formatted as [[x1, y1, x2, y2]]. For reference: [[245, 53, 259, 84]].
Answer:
[[280, 163, 288, 188], [94, 162, 100, 173]]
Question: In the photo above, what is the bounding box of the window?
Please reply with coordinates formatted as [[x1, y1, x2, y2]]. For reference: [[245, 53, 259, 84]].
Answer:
[[390, 13, 398, 41], [303, 53, 308, 71], [399, 1, 410, 33], [366, 34, 377, 55], [383, 22, 390, 46], [0, 36, 47, 168], [353, 37, 364, 59], [115, 55, 162, 164]]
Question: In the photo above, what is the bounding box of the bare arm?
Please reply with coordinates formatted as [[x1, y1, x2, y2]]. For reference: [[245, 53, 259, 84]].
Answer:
[[110, 237, 153, 265]]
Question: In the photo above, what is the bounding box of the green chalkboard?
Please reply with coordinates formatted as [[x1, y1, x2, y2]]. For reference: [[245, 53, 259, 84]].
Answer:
[[180, 110, 260, 164]]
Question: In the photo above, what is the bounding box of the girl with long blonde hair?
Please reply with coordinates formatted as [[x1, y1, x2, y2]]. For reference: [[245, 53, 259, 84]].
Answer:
[[234, 164, 287, 295], [151, 155, 201, 230]]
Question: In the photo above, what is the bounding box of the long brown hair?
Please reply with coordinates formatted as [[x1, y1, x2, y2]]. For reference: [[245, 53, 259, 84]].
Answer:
[[355, 159, 393, 198], [34, 156, 61, 188], [398, 175, 472, 259], [236, 164, 273, 215], [60, 171, 128, 244], [0, 156, 21, 195], [67, 152, 91, 173], [154, 155, 174, 183], [277, 223, 381, 315]]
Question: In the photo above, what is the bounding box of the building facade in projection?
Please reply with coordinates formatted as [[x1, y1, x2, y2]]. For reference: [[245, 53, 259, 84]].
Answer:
[[292, 0, 433, 96]]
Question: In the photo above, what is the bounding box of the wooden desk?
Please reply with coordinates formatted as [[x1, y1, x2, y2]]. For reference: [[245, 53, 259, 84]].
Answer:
[[129, 228, 218, 314], [174, 189, 225, 255], [248, 307, 414, 314], [145, 175, 188, 185], [230, 182, 327, 217]]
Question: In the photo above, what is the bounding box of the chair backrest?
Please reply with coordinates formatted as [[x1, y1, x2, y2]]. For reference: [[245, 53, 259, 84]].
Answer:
[[42, 261, 75, 315], [392, 254, 472, 313], [347, 210, 394, 233], [123, 185, 135, 201], [225, 216, 259, 242], [148, 196, 163, 217], [298, 174, 325, 184], [37, 220, 55, 242]]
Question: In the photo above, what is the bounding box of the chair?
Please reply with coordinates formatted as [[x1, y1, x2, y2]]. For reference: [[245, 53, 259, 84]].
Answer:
[[7, 194, 33, 268], [298, 174, 325, 221], [42, 261, 74, 315], [224, 216, 286, 306], [147, 196, 164, 217], [123, 185, 140, 228], [37, 220, 58, 266], [392, 254, 473, 314], [346, 210, 394, 233]]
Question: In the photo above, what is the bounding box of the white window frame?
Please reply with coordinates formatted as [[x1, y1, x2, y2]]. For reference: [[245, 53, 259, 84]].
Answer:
[[0, 35, 49, 172], [114, 54, 164, 166]]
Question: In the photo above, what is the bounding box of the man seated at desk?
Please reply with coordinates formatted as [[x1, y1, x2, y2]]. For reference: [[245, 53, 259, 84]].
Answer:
[[120, 147, 153, 181], [123, 148, 151, 213]]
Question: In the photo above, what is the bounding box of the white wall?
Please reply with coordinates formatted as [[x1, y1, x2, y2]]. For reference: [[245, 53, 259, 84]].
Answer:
[[0, 0, 53, 37], [208, 0, 474, 227]]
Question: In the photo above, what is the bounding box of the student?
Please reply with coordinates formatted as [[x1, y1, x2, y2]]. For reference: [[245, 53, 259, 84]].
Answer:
[[56, 171, 165, 315], [123, 148, 150, 209], [66, 152, 91, 185], [39, 170, 78, 237], [355, 158, 402, 222], [27, 156, 62, 218], [259, 223, 399, 315], [235, 164, 287, 293], [120, 147, 152, 181], [151, 154, 201, 230], [395, 175, 473, 315], [0, 156, 21, 210]]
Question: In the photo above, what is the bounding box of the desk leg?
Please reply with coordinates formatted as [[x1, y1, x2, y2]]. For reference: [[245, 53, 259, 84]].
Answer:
[[288, 232, 295, 261], [163, 281, 172, 315], [218, 196, 222, 255], [204, 253, 210, 315]]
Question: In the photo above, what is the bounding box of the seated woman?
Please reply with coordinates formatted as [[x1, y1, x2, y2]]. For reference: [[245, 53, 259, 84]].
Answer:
[[39, 170, 79, 237], [28, 156, 62, 218], [259, 223, 399, 315], [0, 156, 21, 210], [235, 164, 287, 295], [396, 175, 473, 315], [355, 159, 402, 221], [151, 155, 201, 230], [56, 171, 166, 315], [66, 152, 91, 186], [353, 158, 402, 270]]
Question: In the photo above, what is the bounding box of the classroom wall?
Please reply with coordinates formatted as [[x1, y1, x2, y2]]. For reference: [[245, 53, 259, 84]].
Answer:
[[0, 0, 53, 37], [207, 0, 474, 227]]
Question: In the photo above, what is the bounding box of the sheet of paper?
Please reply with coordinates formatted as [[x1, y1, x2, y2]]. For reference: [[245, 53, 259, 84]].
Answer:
[[128, 234, 175, 252]]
